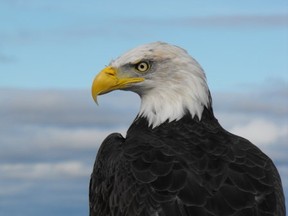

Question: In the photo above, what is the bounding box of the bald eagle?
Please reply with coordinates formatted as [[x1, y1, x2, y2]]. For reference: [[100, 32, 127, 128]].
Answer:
[[89, 42, 285, 216]]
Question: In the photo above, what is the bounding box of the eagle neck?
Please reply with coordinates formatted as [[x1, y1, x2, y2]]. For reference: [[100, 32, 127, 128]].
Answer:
[[138, 89, 212, 129], [130, 107, 217, 134]]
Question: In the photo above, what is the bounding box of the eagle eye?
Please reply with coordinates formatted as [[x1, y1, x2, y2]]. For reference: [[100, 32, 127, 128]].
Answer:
[[135, 61, 150, 72]]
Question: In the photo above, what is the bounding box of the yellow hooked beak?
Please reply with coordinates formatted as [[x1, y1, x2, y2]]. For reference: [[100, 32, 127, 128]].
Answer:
[[91, 66, 144, 104]]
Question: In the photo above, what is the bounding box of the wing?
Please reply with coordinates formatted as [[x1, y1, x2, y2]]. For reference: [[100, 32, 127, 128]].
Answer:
[[122, 115, 285, 216], [223, 135, 286, 216], [89, 116, 285, 216], [89, 132, 162, 216], [89, 133, 125, 216]]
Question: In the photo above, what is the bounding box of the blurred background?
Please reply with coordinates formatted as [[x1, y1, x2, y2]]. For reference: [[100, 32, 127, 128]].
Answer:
[[0, 0, 287, 215]]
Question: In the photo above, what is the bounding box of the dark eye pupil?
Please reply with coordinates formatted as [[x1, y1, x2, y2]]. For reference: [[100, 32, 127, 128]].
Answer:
[[135, 62, 149, 72]]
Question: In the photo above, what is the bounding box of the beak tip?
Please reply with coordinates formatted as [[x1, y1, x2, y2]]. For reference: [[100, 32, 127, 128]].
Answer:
[[95, 99, 99, 106], [92, 95, 99, 105]]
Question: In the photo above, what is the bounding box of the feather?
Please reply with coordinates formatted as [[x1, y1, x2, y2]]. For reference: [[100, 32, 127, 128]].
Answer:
[[89, 42, 285, 216]]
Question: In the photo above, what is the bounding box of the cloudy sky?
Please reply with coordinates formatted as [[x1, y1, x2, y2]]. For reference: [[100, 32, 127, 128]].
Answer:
[[0, 0, 287, 215]]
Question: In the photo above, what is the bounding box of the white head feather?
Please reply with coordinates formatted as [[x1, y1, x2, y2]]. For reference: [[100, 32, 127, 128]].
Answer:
[[111, 42, 211, 128]]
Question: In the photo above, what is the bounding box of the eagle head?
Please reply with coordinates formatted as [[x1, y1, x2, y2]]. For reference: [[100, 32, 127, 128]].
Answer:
[[92, 42, 211, 128]]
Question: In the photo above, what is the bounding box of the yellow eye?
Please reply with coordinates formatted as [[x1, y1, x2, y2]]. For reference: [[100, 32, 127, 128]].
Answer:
[[135, 61, 150, 72]]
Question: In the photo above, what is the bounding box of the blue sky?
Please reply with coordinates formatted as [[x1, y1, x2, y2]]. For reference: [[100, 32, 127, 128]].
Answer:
[[0, 0, 287, 215], [1, 0, 288, 90]]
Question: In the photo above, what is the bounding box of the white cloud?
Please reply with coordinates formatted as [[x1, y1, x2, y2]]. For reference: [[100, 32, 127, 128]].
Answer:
[[0, 161, 90, 180], [120, 14, 288, 29], [278, 165, 288, 188], [0, 182, 33, 196], [230, 118, 288, 145], [0, 88, 139, 127], [20, 125, 126, 149], [0, 86, 287, 214], [213, 81, 288, 117], [0, 124, 127, 157]]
